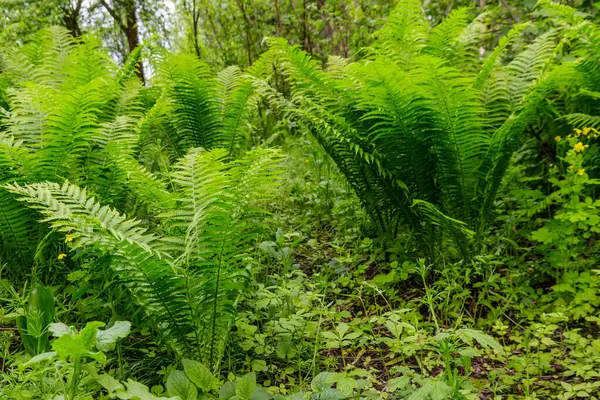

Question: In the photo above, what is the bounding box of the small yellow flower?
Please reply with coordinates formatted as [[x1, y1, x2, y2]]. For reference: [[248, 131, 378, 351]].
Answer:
[[569, 165, 575, 171], [577, 169, 585, 176], [573, 142, 586, 153], [65, 234, 73, 243], [555, 135, 562, 142], [58, 253, 67, 260]]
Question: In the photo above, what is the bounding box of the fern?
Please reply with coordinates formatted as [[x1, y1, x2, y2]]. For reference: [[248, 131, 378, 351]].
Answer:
[[164, 148, 282, 367], [258, 1, 572, 257], [5, 180, 195, 353], [154, 53, 222, 151]]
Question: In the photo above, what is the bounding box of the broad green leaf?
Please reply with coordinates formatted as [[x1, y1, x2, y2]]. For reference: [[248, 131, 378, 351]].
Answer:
[[319, 389, 345, 400], [336, 376, 357, 395], [96, 373, 125, 394], [407, 379, 451, 400], [80, 321, 106, 348], [235, 372, 256, 400], [96, 321, 131, 351], [167, 370, 198, 400], [249, 387, 271, 400], [311, 372, 334, 392], [22, 351, 57, 366], [183, 359, 216, 392], [456, 328, 503, 353], [48, 322, 71, 337], [335, 323, 349, 337], [116, 379, 179, 400], [52, 322, 106, 363], [219, 381, 236, 399]]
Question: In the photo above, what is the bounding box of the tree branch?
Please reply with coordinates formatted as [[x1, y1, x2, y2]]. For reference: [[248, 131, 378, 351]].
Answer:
[[98, 0, 128, 33]]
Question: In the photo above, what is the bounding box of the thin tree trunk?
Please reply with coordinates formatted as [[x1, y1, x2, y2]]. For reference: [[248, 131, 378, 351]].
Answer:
[[192, 0, 201, 58], [234, 0, 254, 65], [125, 9, 144, 81], [499, 0, 519, 22], [274, 0, 282, 35], [62, 0, 84, 37], [301, 0, 312, 54], [99, 0, 145, 82]]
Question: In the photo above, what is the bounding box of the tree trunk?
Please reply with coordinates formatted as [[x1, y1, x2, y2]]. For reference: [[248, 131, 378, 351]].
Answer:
[[192, 0, 201, 58], [234, 0, 254, 65], [124, 5, 144, 81], [99, 0, 145, 82], [274, 0, 282, 35], [62, 0, 84, 37]]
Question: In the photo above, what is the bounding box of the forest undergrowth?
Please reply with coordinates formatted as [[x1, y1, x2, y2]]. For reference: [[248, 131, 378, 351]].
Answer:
[[0, 1, 600, 399]]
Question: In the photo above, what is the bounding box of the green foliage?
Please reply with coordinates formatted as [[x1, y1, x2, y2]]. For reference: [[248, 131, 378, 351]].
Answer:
[[1, 4, 600, 400], [16, 284, 55, 356], [530, 128, 600, 279], [6, 147, 282, 368], [0, 26, 281, 372], [256, 1, 580, 259]]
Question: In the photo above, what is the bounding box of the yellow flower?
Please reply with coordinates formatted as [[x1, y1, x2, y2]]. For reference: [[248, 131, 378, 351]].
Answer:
[[65, 234, 73, 243], [573, 142, 586, 153], [58, 253, 67, 260], [577, 169, 585, 176], [555, 135, 562, 142], [569, 165, 575, 171]]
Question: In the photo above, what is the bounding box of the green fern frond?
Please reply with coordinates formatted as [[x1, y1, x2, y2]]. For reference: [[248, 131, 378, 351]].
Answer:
[[0, 187, 37, 276], [562, 113, 600, 129], [5, 180, 195, 352], [506, 30, 560, 111], [373, 0, 428, 62], [425, 8, 472, 61], [165, 148, 283, 368], [4, 83, 57, 149], [474, 22, 530, 90], [32, 79, 105, 180], [154, 53, 221, 150]]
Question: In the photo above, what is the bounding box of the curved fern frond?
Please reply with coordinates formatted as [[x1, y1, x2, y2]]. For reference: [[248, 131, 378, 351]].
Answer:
[[217, 66, 258, 157], [425, 8, 472, 62], [154, 53, 221, 150], [5, 180, 195, 353], [372, 0, 428, 63], [32, 79, 105, 181], [165, 148, 283, 368]]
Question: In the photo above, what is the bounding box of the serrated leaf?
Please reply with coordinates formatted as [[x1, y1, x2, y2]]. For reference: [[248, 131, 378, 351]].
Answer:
[[311, 372, 335, 392], [456, 328, 503, 353]]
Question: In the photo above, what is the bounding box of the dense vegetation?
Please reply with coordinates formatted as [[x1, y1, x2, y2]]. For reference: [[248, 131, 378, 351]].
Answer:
[[1, 0, 600, 399]]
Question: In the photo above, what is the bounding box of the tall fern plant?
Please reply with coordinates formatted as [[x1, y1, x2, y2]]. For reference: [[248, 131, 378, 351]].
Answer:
[[0, 27, 279, 369], [6, 148, 282, 368], [255, 1, 571, 258]]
